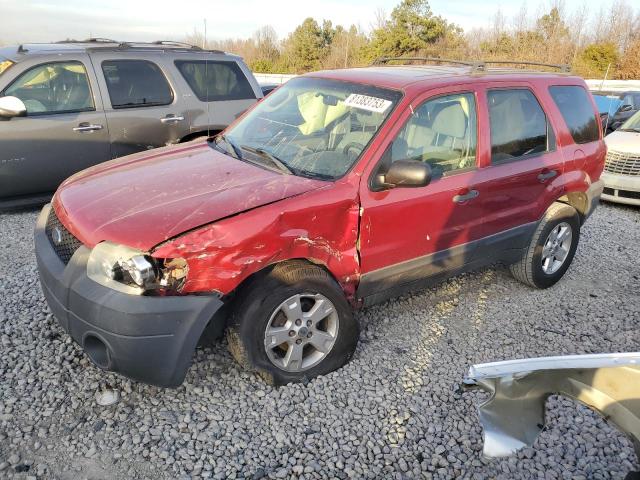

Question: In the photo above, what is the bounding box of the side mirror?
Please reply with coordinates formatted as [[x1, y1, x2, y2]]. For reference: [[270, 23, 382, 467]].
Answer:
[[376, 160, 432, 190], [620, 104, 633, 112], [0, 96, 27, 118]]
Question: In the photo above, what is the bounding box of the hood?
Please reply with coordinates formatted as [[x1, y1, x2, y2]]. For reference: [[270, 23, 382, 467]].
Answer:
[[605, 130, 640, 154], [54, 143, 325, 251]]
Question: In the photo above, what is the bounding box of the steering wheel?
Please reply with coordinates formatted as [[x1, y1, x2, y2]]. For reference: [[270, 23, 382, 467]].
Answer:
[[342, 142, 365, 160]]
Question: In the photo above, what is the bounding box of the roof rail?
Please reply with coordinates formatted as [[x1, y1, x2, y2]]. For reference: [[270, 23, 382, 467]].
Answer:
[[151, 40, 202, 50], [372, 57, 483, 69], [482, 60, 571, 73], [56, 38, 118, 44], [372, 56, 571, 73]]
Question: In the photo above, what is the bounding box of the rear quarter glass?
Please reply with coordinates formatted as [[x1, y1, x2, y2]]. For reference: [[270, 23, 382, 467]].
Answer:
[[548, 86, 600, 144]]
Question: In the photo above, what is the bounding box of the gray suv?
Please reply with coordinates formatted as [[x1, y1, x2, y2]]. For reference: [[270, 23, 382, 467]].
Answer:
[[0, 39, 263, 207]]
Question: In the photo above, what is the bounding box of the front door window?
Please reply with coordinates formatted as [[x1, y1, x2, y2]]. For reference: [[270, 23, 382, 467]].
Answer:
[[3, 61, 94, 115]]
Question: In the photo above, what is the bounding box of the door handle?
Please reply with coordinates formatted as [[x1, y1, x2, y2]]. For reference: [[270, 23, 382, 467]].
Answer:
[[537, 169, 558, 182], [73, 123, 103, 132], [160, 115, 185, 124], [452, 189, 479, 203]]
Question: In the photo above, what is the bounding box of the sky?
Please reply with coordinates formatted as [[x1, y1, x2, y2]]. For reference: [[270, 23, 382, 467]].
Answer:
[[0, 0, 634, 45]]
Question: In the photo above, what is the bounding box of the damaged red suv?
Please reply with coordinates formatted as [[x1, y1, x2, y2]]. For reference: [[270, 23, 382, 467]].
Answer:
[[35, 61, 605, 387]]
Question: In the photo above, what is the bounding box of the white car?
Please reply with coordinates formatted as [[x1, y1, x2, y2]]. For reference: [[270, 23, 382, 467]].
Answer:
[[602, 110, 640, 206]]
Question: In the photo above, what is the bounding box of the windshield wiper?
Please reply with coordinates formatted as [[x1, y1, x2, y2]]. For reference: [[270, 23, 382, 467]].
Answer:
[[240, 146, 293, 175], [619, 128, 640, 133], [210, 134, 243, 160]]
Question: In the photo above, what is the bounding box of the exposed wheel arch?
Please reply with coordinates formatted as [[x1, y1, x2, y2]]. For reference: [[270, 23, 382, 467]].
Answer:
[[180, 130, 222, 143], [557, 192, 588, 224], [198, 258, 346, 346]]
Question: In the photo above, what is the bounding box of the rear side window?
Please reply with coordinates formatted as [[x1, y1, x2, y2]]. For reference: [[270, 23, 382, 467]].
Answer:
[[488, 89, 550, 163], [102, 60, 173, 108], [549, 86, 599, 144], [175, 60, 256, 101]]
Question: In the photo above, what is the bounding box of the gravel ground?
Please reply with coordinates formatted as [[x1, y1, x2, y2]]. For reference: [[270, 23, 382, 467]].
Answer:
[[1, 202, 639, 480]]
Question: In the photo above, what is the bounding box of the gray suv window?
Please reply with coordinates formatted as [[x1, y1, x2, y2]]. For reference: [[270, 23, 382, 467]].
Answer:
[[4, 61, 94, 115], [102, 60, 173, 108], [549, 86, 599, 144], [488, 89, 549, 163], [175, 60, 255, 101]]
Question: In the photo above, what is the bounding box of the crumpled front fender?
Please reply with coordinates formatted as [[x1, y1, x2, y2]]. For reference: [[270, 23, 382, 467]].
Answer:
[[463, 352, 640, 458]]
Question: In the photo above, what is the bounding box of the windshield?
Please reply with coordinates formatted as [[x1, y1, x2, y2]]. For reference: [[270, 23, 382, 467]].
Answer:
[[620, 110, 640, 131], [222, 77, 402, 180], [592, 93, 621, 117], [0, 58, 13, 77]]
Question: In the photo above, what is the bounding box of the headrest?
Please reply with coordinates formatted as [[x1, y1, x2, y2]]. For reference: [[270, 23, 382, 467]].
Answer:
[[431, 102, 466, 138]]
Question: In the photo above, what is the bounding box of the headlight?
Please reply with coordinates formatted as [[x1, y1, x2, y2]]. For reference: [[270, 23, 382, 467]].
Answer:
[[87, 242, 188, 295]]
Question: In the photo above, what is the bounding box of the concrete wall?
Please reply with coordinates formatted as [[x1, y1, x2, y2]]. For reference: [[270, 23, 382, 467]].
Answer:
[[253, 73, 296, 85], [585, 79, 640, 92]]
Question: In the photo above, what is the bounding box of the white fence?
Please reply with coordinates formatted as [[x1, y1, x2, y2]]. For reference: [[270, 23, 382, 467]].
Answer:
[[254, 73, 640, 92], [585, 79, 640, 92], [253, 73, 296, 85]]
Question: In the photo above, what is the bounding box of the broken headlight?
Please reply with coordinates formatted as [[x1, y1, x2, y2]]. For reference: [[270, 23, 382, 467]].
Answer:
[[87, 242, 188, 295]]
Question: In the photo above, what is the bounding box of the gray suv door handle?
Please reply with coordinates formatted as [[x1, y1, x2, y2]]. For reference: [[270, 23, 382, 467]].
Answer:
[[537, 169, 557, 182], [160, 115, 185, 124], [73, 123, 103, 133], [453, 189, 479, 203]]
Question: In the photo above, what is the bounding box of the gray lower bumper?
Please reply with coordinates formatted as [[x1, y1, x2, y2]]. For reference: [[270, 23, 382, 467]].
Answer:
[[584, 179, 605, 220], [34, 204, 224, 387]]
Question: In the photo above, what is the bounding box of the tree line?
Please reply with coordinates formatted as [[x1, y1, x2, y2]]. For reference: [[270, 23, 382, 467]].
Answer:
[[187, 0, 640, 79]]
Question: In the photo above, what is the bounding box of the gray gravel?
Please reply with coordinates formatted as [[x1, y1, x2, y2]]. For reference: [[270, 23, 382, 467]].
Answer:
[[1, 202, 639, 480]]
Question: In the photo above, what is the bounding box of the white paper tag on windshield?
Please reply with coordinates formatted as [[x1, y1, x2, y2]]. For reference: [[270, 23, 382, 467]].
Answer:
[[344, 94, 392, 113]]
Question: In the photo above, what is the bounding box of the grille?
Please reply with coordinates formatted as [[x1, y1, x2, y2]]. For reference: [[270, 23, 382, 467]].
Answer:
[[45, 209, 83, 265], [604, 150, 640, 176]]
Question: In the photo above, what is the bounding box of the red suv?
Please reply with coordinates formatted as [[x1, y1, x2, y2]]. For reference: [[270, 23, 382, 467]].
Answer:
[[35, 61, 605, 387]]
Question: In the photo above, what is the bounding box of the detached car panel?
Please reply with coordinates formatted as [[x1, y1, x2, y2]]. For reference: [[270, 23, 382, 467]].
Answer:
[[464, 353, 640, 462]]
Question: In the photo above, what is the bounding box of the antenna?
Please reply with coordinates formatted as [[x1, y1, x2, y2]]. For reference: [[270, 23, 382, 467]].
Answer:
[[601, 63, 613, 134], [204, 18, 211, 139]]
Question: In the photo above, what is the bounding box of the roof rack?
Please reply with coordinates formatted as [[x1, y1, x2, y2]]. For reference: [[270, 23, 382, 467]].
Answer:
[[52, 38, 222, 53], [372, 57, 571, 73], [151, 40, 202, 50], [56, 38, 118, 44], [482, 60, 571, 73], [372, 57, 483, 69]]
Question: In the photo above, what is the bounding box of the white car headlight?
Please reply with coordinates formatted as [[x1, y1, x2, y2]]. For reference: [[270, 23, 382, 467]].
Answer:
[[87, 242, 188, 295]]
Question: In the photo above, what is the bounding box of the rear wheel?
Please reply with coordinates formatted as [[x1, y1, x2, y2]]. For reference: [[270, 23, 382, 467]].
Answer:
[[226, 261, 358, 385], [510, 202, 580, 289]]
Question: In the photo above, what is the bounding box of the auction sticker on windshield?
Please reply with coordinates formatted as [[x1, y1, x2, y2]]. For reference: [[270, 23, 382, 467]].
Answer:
[[344, 94, 392, 113]]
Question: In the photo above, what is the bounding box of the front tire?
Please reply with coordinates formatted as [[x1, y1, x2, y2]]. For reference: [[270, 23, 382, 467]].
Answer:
[[226, 261, 359, 385], [510, 202, 580, 289]]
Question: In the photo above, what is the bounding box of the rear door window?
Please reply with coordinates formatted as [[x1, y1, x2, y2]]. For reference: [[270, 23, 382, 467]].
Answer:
[[3, 61, 94, 115], [101, 60, 173, 108], [549, 86, 600, 144], [487, 89, 551, 163], [175, 60, 256, 101]]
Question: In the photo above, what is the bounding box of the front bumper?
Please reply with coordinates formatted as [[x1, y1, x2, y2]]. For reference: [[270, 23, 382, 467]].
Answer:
[[34, 204, 224, 387], [601, 171, 640, 206]]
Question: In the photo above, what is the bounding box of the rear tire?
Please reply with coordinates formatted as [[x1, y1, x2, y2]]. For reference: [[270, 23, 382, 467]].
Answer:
[[226, 261, 358, 385], [510, 203, 580, 289]]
